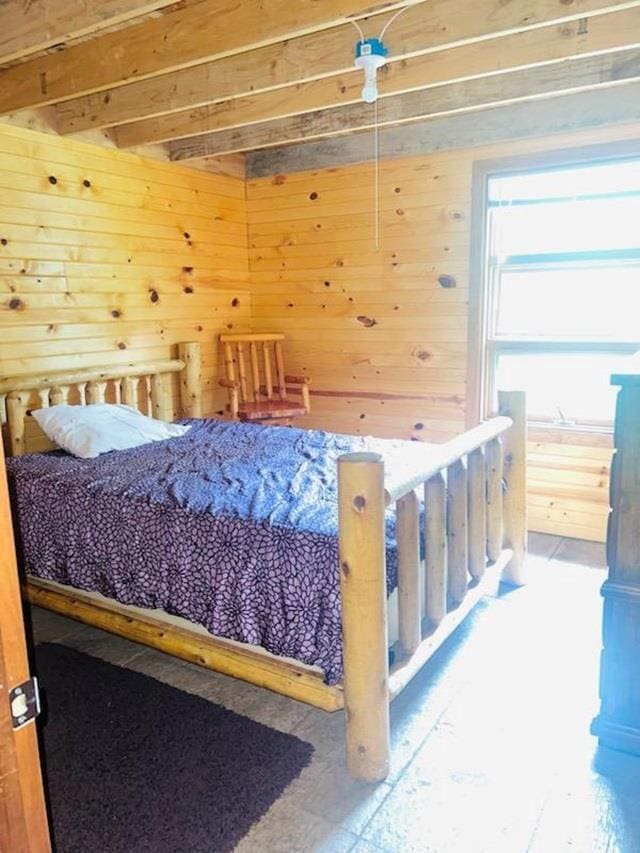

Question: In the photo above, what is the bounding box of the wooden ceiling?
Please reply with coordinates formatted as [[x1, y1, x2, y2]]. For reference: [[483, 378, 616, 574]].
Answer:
[[1, 0, 640, 167]]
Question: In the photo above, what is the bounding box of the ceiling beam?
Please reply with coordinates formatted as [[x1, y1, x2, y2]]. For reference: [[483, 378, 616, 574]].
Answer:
[[54, 0, 640, 135], [0, 0, 411, 115], [169, 47, 640, 160], [0, 0, 178, 66], [113, 6, 640, 147], [245, 84, 640, 176]]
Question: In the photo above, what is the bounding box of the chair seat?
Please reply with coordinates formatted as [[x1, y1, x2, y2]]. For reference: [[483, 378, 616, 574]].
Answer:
[[238, 399, 307, 421]]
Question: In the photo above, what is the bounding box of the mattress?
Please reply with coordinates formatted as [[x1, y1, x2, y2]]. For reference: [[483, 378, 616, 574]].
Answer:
[[8, 418, 437, 684]]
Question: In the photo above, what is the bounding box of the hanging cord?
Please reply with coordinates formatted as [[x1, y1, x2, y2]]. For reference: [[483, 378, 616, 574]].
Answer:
[[350, 18, 378, 249], [374, 98, 380, 251], [349, 3, 412, 42], [379, 4, 411, 41], [350, 4, 414, 251], [349, 18, 366, 44]]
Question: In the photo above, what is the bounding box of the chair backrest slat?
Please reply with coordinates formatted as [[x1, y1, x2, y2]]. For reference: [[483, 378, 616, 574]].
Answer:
[[224, 342, 236, 384], [236, 343, 249, 403], [250, 342, 261, 400], [263, 343, 273, 400], [274, 341, 287, 401]]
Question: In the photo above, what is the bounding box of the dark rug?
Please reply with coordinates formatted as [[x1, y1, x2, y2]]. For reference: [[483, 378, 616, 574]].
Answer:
[[34, 643, 314, 853]]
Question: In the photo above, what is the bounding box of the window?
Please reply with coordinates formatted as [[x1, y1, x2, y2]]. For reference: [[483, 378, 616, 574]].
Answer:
[[482, 158, 640, 430]]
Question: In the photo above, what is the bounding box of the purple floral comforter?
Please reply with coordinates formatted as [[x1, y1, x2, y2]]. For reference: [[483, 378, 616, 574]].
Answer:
[[8, 418, 434, 684]]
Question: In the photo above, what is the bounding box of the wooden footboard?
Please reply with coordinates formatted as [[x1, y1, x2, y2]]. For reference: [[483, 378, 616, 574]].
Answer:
[[338, 390, 527, 781]]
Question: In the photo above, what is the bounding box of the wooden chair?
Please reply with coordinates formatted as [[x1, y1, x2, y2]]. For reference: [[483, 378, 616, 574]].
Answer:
[[219, 333, 311, 426]]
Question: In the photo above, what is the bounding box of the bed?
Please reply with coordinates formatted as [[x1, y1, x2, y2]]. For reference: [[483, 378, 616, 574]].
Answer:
[[1, 342, 527, 782]]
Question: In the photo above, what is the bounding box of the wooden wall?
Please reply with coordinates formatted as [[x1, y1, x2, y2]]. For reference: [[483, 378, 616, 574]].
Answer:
[[246, 123, 640, 543], [0, 121, 250, 417], [0, 118, 624, 542]]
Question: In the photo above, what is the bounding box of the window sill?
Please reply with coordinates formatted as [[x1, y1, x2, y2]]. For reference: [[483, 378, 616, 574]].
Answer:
[[527, 421, 614, 447], [528, 419, 613, 436]]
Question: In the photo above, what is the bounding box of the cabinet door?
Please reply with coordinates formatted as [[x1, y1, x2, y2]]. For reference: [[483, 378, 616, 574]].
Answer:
[[0, 442, 50, 852]]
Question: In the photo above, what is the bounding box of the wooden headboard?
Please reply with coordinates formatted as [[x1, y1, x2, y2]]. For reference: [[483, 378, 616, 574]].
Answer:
[[0, 342, 202, 457]]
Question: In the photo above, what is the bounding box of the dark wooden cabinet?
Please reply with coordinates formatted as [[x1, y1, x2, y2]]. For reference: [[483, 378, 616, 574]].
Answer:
[[593, 367, 640, 754]]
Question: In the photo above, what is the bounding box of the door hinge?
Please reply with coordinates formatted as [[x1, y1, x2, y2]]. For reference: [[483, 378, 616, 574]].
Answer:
[[10, 677, 41, 730]]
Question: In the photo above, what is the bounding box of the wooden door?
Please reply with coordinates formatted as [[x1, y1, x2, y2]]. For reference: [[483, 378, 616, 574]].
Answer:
[[0, 442, 50, 852]]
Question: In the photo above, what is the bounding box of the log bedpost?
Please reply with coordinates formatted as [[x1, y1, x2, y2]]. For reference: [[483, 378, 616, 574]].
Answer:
[[122, 376, 139, 408], [397, 489, 421, 657], [338, 451, 390, 782], [498, 390, 527, 586], [6, 392, 29, 457], [178, 342, 202, 419], [86, 381, 107, 404], [467, 446, 487, 580], [425, 472, 447, 625], [150, 372, 173, 422], [446, 458, 468, 605], [485, 437, 504, 564]]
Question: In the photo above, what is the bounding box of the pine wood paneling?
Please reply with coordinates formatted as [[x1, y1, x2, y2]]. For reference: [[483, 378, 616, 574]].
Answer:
[[0, 118, 617, 543], [248, 154, 473, 447], [0, 122, 250, 417], [246, 127, 631, 543]]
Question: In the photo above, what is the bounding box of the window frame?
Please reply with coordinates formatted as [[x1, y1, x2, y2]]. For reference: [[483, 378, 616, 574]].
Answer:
[[468, 139, 640, 434]]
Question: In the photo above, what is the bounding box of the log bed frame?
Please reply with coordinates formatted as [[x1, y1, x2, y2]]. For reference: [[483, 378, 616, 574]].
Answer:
[[0, 341, 527, 782]]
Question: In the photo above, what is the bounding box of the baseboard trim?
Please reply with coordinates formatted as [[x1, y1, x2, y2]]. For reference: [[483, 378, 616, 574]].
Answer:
[[591, 716, 640, 755]]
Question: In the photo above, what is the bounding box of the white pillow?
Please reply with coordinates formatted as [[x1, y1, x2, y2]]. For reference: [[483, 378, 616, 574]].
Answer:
[[32, 404, 190, 459]]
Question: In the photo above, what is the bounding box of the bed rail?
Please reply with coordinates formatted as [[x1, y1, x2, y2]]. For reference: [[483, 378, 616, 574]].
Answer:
[[338, 390, 527, 781]]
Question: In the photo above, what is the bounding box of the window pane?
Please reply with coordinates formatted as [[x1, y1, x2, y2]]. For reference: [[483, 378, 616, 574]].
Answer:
[[489, 160, 640, 203], [495, 351, 630, 425], [494, 265, 640, 340], [490, 197, 640, 257]]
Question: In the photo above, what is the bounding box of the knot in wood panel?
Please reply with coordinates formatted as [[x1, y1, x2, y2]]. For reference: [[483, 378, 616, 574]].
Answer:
[[356, 315, 377, 328], [353, 495, 366, 512], [438, 274, 457, 288]]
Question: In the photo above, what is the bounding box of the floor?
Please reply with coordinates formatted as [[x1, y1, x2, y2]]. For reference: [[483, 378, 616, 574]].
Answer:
[[27, 534, 640, 853]]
